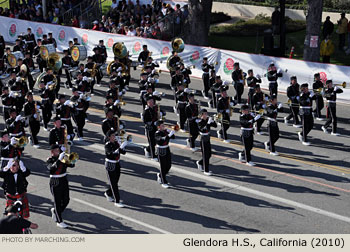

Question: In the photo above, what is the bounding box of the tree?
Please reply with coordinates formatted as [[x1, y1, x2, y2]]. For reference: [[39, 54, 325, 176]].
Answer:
[[303, 0, 324, 62], [183, 0, 213, 46]]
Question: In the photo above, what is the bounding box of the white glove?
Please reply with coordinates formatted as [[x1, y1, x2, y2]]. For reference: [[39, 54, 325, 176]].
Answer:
[[152, 69, 155, 74], [33, 114, 38, 119], [60, 146, 66, 152], [114, 100, 120, 106], [84, 68, 88, 72], [250, 112, 255, 117], [195, 119, 201, 123], [9, 91, 15, 97], [47, 81, 53, 85], [184, 88, 190, 93], [120, 124, 124, 129], [36, 105, 40, 109], [15, 115, 22, 122], [208, 117, 214, 124], [119, 91, 123, 96], [153, 91, 160, 96], [168, 130, 175, 137], [256, 74, 261, 79], [296, 96, 300, 101], [45, 84, 49, 89], [309, 91, 315, 97], [160, 112, 163, 117], [118, 72, 122, 77], [16, 77, 21, 82], [120, 141, 128, 149], [59, 152, 65, 161], [248, 119, 254, 123], [277, 68, 283, 74], [225, 109, 230, 113], [79, 94, 84, 99], [113, 149, 119, 154], [183, 79, 187, 83], [254, 114, 261, 121], [265, 96, 269, 101], [10, 137, 17, 145], [83, 76, 88, 81], [117, 67, 122, 72], [230, 102, 234, 107], [19, 160, 26, 172], [334, 86, 339, 91], [278, 103, 283, 109], [66, 135, 71, 140], [262, 104, 266, 109]]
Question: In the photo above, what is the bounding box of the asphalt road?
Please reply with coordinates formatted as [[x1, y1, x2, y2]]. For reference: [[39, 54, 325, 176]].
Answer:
[[0, 59, 350, 234]]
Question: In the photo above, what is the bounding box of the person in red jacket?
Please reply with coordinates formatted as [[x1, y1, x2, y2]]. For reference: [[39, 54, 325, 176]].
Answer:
[[92, 20, 99, 30]]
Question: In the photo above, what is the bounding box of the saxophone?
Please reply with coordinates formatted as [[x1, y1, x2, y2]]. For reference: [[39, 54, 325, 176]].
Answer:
[[61, 125, 79, 164], [63, 125, 70, 154]]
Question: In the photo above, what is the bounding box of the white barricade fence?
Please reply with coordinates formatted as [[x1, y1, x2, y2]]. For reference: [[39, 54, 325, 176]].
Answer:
[[1, 16, 349, 102]]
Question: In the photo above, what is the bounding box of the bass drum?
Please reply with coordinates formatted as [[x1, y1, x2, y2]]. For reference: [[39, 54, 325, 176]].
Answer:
[[71, 45, 87, 62], [39, 44, 56, 60], [7, 51, 24, 67]]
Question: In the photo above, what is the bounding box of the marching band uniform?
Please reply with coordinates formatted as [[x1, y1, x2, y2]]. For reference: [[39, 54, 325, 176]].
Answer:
[[155, 121, 175, 188], [38, 82, 54, 130], [168, 52, 181, 76], [62, 50, 73, 89], [0, 131, 22, 169], [6, 109, 26, 139], [180, 63, 191, 88], [22, 52, 35, 91], [23, 29, 36, 56], [1, 87, 15, 121], [104, 130, 127, 207], [47, 145, 75, 228], [138, 46, 150, 66], [217, 85, 233, 142], [196, 109, 217, 175], [33, 40, 46, 72], [322, 80, 343, 135], [171, 67, 183, 92], [312, 73, 324, 120], [0, 159, 31, 218], [85, 57, 97, 95], [56, 95, 75, 141], [266, 63, 283, 97], [201, 57, 214, 99], [231, 62, 245, 104], [285, 76, 301, 127], [239, 105, 261, 166], [47, 33, 57, 48], [92, 48, 105, 85], [175, 83, 188, 131], [246, 70, 261, 109], [264, 98, 283, 155], [11, 78, 28, 114], [185, 93, 200, 150], [252, 85, 267, 134], [208, 70, 216, 108], [24, 95, 41, 147], [101, 109, 125, 142], [298, 84, 317, 145], [48, 117, 66, 151], [71, 90, 87, 140]]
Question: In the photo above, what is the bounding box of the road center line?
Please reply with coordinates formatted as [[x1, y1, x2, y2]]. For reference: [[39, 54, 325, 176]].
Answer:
[[72, 198, 172, 234]]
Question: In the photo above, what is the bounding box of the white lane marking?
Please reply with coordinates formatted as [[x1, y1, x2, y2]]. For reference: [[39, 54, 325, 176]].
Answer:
[[72, 198, 172, 234], [88, 143, 350, 225]]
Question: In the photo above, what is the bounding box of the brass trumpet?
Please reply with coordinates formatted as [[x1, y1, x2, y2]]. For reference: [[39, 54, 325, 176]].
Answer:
[[334, 82, 347, 88], [61, 152, 79, 165], [14, 136, 29, 148]]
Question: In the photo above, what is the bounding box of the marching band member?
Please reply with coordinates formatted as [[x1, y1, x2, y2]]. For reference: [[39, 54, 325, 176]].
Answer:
[[145, 57, 159, 71], [168, 51, 182, 76], [312, 73, 325, 120], [48, 116, 66, 152], [196, 109, 217, 176], [33, 39, 46, 72], [1, 130, 23, 169], [298, 83, 317, 145], [238, 105, 261, 166], [266, 62, 283, 97], [62, 49, 73, 89], [6, 108, 26, 139], [201, 57, 214, 99], [22, 51, 35, 92], [7, 70, 17, 87], [98, 40, 107, 61], [42, 34, 50, 45], [155, 120, 175, 188], [104, 130, 128, 207], [180, 62, 191, 88], [24, 92, 41, 148], [85, 56, 97, 95], [73, 38, 80, 46], [175, 82, 188, 132], [231, 62, 245, 105], [13, 39, 23, 53], [24, 28, 36, 56], [264, 96, 283, 155], [246, 69, 262, 110], [252, 85, 267, 135], [2, 87, 15, 121], [92, 47, 105, 86], [285, 76, 301, 127], [141, 83, 162, 111], [143, 94, 163, 161], [138, 45, 150, 66], [101, 109, 125, 142], [56, 95, 75, 142], [47, 144, 75, 228], [185, 93, 200, 151], [217, 85, 234, 143], [105, 95, 121, 118], [71, 88, 87, 141], [0, 158, 31, 219], [0, 33, 5, 58], [321, 80, 343, 136], [171, 66, 183, 91], [208, 70, 216, 108], [47, 33, 57, 48], [38, 80, 54, 131]]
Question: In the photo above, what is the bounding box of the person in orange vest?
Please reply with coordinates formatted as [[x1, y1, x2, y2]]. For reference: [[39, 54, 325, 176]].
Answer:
[[320, 35, 334, 63]]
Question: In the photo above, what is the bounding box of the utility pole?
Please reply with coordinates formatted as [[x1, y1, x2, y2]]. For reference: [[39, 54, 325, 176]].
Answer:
[[42, 0, 47, 17], [279, 0, 286, 57]]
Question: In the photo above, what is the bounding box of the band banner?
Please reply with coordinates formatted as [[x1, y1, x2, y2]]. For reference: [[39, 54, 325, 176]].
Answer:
[[1, 16, 349, 102]]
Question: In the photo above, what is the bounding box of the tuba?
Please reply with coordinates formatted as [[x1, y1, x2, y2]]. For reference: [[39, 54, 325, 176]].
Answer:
[[47, 53, 62, 73], [112, 42, 128, 59], [171, 38, 185, 53], [35, 72, 57, 90]]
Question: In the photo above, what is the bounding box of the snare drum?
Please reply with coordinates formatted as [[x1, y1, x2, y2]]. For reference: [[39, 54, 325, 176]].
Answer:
[[39, 44, 56, 60], [7, 51, 24, 67], [71, 45, 87, 62]]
